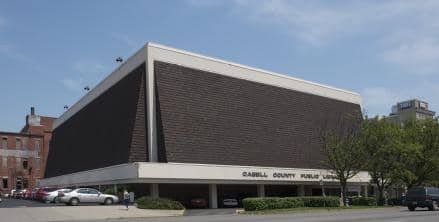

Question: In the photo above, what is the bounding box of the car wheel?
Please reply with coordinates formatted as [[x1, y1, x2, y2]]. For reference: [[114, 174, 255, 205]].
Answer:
[[432, 201, 439, 211], [104, 198, 113, 205], [70, 198, 79, 206], [408, 206, 415, 211], [53, 197, 59, 203]]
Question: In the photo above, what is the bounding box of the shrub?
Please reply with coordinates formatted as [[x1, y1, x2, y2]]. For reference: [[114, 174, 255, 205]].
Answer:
[[351, 197, 377, 206], [103, 188, 115, 195], [242, 197, 276, 211], [299, 196, 340, 207], [243, 196, 339, 211], [135, 197, 185, 210], [282, 197, 305, 208]]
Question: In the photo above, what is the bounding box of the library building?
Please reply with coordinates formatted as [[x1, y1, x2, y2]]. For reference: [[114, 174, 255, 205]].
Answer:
[[42, 43, 370, 208]]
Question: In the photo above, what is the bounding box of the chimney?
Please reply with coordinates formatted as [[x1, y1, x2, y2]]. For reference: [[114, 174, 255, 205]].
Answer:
[[31, 107, 35, 116]]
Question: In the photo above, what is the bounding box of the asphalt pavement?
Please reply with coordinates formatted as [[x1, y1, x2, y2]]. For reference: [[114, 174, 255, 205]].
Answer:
[[72, 207, 439, 222], [2, 198, 439, 222]]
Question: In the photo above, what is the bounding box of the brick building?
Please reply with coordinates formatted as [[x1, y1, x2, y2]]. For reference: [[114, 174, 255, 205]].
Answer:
[[42, 43, 370, 208], [0, 107, 55, 194]]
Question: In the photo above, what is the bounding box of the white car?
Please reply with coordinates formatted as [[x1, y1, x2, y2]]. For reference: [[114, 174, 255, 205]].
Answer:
[[222, 198, 239, 207], [59, 188, 119, 206], [42, 188, 71, 203]]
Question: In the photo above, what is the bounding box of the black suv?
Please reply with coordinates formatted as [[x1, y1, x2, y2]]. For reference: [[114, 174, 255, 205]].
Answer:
[[406, 186, 439, 211]]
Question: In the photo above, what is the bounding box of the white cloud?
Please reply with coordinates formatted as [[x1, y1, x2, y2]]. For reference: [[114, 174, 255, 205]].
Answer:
[[361, 82, 439, 117], [110, 33, 142, 50], [381, 38, 439, 75], [74, 61, 106, 76], [61, 60, 108, 92], [61, 77, 83, 92], [187, 0, 439, 73], [361, 87, 403, 116]]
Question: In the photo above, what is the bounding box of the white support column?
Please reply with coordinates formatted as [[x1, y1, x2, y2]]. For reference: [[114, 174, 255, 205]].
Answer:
[[209, 184, 218, 209], [297, 185, 305, 196], [113, 184, 118, 194], [364, 185, 368, 197], [146, 55, 158, 162], [257, 184, 265, 198], [150, 183, 159, 198]]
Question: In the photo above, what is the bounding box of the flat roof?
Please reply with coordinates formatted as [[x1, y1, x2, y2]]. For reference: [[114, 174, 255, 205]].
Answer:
[[53, 42, 362, 130]]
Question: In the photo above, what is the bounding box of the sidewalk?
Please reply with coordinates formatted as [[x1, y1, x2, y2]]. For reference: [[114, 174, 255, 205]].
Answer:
[[0, 205, 184, 222]]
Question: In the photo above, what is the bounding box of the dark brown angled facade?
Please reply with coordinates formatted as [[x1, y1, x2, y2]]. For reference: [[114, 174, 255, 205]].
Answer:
[[42, 43, 370, 208], [46, 64, 147, 177]]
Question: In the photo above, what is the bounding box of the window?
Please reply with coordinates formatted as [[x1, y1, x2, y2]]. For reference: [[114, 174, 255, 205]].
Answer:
[[2, 177, 8, 189], [16, 138, 22, 149], [22, 137, 28, 150], [1, 138, 7, 149], [2, 156, 6, 168], [23, 158, 28, 169], [88, 189, 99, 195], [399, 101, 412, 110], [16, 157, 22, 169], [35, 140, 41, 158], [35, 158, 40, 170], [77, 189, 88, 194], [23, 178, 29, 188]]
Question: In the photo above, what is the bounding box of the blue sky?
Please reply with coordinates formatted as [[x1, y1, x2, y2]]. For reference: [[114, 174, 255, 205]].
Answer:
[[1, 0, 439, 131]]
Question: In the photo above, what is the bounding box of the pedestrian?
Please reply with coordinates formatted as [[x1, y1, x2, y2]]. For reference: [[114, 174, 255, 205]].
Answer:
[[123, 189, 130, 210]]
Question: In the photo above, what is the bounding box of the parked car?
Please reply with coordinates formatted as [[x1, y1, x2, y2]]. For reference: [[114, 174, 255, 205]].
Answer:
[[59, 188, 119, 206], [42, 188, 71, 203], [190, 198, 208, 208], [13, 189, 25, 199], [31, 188, 39, 200], [36, 187, 61, 201], [222, 198, 239, 207], [406, 186, 439, 211], [24, 189, 33, 199]]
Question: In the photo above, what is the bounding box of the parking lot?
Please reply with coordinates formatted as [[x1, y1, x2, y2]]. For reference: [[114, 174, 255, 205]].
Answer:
[[1, 197, 66, 208], [0, 198, 184, 222]]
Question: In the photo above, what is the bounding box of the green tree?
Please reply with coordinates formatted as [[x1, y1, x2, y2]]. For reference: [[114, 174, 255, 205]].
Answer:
[[360, 117, 402, 205], [397, 118, 439, 187], [321, 113, 365, 206]]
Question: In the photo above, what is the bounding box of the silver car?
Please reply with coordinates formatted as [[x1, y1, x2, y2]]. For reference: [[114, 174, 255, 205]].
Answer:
[[42, 188, 71, 203], [59, 188, 119, 206]]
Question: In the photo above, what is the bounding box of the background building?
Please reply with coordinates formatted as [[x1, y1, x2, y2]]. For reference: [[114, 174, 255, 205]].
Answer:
[[42, 43, 370, 208], [388, 99, 435, 125], [0, 107, 55, 194]]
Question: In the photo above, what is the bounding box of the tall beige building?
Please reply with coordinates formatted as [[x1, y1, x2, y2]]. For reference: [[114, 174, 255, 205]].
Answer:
[[388, 99, 435, 125]]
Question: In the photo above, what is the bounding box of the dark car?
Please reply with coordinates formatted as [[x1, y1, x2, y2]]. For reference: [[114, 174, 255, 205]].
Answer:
[[406, 186, 439, 211], [190, 198, 208, 208]]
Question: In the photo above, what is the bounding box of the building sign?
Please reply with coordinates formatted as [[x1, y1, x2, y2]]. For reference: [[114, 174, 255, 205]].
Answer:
[[242, 170, 337, 181]]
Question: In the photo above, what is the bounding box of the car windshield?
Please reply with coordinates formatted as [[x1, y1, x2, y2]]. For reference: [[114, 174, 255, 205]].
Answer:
[[43, 188, 59, 192], [407, 187, 426, 196]]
